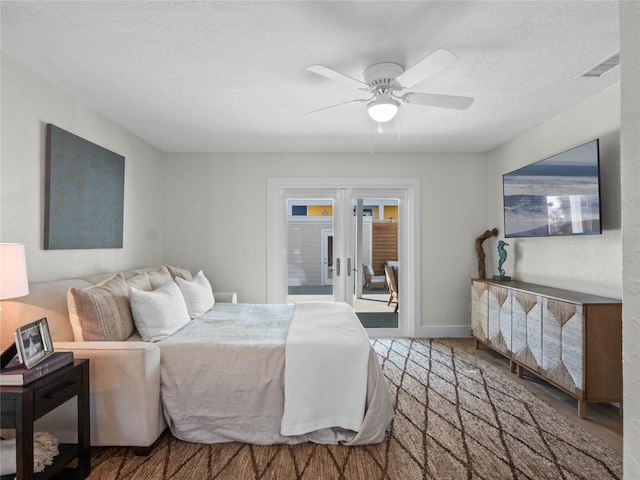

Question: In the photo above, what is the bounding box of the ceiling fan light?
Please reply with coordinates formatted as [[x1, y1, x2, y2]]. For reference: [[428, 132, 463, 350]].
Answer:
[[367, 97, 400, 123]]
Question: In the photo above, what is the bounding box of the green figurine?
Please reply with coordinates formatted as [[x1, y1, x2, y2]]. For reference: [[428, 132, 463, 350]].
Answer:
[[493, 240, 511, 280]]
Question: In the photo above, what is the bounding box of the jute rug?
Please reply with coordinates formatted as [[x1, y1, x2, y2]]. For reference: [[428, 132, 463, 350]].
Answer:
[[85, 338, 622, 479]]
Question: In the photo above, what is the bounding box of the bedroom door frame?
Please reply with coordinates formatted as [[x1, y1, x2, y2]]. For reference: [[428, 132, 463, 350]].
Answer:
[[267, 177, 420, 338]]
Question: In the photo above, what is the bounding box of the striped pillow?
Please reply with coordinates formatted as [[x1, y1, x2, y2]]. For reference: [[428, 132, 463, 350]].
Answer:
[[67, 273, 134, 342]]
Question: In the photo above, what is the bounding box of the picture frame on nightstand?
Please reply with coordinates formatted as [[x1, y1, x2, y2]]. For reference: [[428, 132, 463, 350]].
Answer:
[[14, 318, 54, 368]]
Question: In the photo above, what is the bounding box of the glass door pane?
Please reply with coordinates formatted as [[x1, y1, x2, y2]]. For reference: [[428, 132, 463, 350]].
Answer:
[[352, 197, 399, 330], [286, 199, 334, 303]]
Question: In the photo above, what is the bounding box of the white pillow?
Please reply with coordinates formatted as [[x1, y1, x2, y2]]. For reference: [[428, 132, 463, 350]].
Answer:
[[129, 280, 190, 342], [126, 272, 152, 292], [175, 270, 215, 319], [140, 265, 173, 289]]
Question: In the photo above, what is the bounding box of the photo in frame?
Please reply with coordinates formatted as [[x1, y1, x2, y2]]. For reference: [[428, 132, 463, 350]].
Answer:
[[14, 318, 54, 368], [44, 123, 125, 249]]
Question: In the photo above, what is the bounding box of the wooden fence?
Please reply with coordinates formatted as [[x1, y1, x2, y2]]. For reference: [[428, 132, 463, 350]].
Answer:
[[372, 221, 398, 275]]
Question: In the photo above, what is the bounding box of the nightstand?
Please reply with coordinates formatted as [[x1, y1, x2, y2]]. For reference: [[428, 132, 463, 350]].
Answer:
[[0, 359, 90, 480]]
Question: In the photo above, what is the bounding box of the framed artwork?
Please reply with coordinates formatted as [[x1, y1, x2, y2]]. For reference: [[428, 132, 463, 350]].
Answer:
[[14, 318, 54, 368], [44, 124, 125, 249]]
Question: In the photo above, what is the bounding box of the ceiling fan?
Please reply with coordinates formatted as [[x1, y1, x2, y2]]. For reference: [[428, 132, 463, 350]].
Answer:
[[306, 48, 474, 123]]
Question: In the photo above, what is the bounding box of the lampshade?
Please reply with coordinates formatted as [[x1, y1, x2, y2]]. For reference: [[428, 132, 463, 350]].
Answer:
[[0, 243, 29, 300], [367, 94, 400, 123]]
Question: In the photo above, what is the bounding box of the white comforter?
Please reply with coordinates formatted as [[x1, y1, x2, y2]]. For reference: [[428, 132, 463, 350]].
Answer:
[[157, 302, 393, 445]]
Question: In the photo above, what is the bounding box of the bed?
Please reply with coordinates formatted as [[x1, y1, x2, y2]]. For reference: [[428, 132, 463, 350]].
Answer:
[[155, 301, 394, 445]]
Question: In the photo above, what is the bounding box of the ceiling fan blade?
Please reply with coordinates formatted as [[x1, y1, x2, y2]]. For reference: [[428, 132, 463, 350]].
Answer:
[[305, 98, 370, 115], [393, 48, 458, 89], [403, 92, 474, 110], [307, 65, 369, 90]]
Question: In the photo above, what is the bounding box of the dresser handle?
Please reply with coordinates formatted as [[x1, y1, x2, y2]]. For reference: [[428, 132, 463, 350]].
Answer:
[[43, 382, 76, 400]]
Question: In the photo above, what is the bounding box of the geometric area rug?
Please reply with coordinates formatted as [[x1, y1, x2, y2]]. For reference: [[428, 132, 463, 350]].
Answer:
[[84, 338, 622, 479]]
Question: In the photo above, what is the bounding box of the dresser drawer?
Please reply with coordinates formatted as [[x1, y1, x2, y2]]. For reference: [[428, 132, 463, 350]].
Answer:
[[34, 366, 82, 418]]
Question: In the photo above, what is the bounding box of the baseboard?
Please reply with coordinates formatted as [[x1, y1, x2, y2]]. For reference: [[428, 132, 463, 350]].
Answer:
[[413, 324, 472, 338]]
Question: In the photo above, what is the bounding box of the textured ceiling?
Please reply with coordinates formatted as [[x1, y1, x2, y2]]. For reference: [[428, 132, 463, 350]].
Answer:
[[0, 1, 620, 153]]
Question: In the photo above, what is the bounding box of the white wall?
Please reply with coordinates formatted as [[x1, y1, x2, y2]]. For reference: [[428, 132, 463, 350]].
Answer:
[[0, 55, 165, 282], [162, 152, 488, 332], [620, 0, 640, 476], [486, 85, 622, 299]]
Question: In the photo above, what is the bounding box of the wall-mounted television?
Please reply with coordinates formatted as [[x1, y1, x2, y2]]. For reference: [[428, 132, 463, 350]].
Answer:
[[503, 139, 601, 238]]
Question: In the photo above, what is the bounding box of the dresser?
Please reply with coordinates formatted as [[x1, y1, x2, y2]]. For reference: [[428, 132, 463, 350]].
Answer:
[[471, 278, 622, 418]]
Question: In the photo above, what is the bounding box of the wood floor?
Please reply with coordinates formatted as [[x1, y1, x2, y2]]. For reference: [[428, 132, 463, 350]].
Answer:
[[465, 338, 623, 455]]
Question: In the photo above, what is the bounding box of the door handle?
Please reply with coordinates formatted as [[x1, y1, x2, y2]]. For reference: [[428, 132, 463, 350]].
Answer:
[[347, 257, 352, 276], [336, 258, 340, 277]]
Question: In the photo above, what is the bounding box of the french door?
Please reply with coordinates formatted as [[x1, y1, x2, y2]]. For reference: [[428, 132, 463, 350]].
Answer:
[[267, 178, 420, 337]]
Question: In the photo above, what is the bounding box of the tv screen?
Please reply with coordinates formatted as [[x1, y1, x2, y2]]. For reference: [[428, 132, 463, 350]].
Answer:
[[503, 139, 601, 238]]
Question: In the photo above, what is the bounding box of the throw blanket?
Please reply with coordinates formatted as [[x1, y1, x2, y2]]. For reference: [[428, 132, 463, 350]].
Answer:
[[281, 302, 371, 436], [0, 432, 59, 475]]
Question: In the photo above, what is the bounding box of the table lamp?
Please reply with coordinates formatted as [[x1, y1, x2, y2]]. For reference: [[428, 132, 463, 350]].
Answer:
[[0, 243, 30, 367]]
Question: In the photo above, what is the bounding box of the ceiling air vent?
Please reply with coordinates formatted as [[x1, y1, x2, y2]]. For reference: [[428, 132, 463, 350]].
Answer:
[[579, 52, 620, 78]]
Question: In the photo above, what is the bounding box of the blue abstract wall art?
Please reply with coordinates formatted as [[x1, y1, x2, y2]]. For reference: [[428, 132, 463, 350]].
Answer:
[[44, 124, 125, 249]]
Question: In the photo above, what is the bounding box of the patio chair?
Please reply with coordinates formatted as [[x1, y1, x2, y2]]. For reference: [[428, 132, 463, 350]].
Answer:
[[363, 264, 386, 289], [384, 265, 398, 312]]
